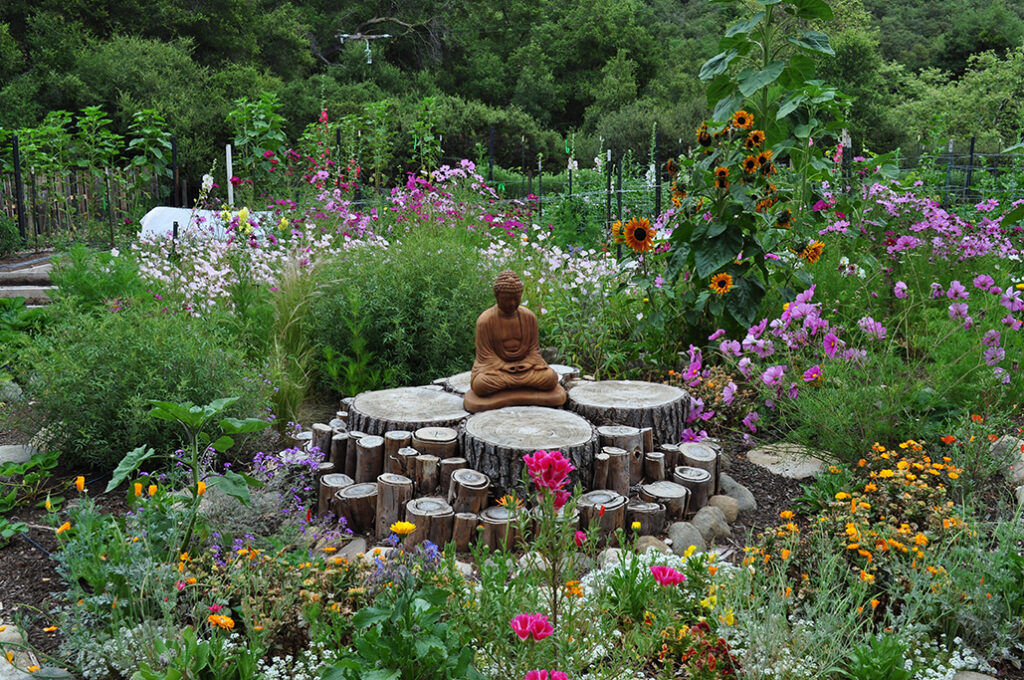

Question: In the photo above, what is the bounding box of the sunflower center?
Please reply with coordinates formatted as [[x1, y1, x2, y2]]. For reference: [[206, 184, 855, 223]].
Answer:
[[634, 228, 647, 241]]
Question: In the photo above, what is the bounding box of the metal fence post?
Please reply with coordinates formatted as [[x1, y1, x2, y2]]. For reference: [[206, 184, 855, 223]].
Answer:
[[964, 135, 976, 202], [488, 125, 495, 183], [11, 134, 27, 241], [654, 129, 661, 217], [941, 138, 954, 208]]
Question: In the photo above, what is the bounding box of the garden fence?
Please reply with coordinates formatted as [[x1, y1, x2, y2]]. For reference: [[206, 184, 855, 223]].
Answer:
[[898, 136, 1024, 207]]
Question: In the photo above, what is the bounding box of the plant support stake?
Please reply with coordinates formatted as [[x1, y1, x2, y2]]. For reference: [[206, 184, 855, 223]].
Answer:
[[12, 134, 27, 241]]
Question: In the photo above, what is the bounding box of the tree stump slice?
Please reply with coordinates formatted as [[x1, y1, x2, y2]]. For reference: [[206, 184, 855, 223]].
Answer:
[[639, 480, 690, 522], [412, 427, 459, 459], [440, 457, 468, 497], [311, 424, 333, 458], [329, 418, 347, 431], [375, 473, 414, 539], [577, 489, 627, 542], [384, 431, 413, 473], [445, 371, 473, 395], [405, 497, 454, 547], [604, 446, 630, 497], [627, 500, 666, 536], [673, 466, 712, 516], [644, 451, 666, 482], [478, 506, 520, 550], [355, 435, 385, 483], [568, 380, 689, 447], [350, 387, 469, 437], [549, 364, 580, 383], [330, 433, 348, 470], [337, 482, 377, 534], [679, 442, 720, 494], [448, 468, 491, 514], [413, 454, 440, 495], [317, 470, 348, 517], [453, 512, 478, 551], [460, 406, 598, 494], [659, 443, 681, 471], [345, 431, 367, 479]]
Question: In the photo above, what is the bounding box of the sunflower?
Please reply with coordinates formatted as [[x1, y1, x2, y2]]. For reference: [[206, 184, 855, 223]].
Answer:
[[697, 124, 712, 147], [670, 183, 687, 208], [745, 130, 766, 148], [624, 217, 654, 253], [732, 110, 754, 129], [710, 272, 734, 295], [760, 161, 777, 177], [776, 209, 793, 228], [756, 150, 774, 166], [798, 240, 825, 264], [742, 155, 758, 174], [715, 177, 730, 190], [611, 219, 624, 243], [715, 167, 729, 179], [666, 158, 678, 177]]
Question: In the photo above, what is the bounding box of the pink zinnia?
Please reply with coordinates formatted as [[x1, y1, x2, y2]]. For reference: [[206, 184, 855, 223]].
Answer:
[[650, 565, 686, 586]]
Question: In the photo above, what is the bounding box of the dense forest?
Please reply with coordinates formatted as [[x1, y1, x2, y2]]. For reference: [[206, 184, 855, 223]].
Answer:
[[1, 0, 1023, 179]]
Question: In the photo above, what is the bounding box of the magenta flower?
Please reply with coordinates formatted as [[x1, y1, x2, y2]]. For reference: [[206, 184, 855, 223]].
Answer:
[[930, 283, 945, 298], [229, 176, 242, 187], [984, 346, 1005, 366], [946, 280, 968, 300], [893, 281, 908, 299], [857, 316, 887, 340], [803, 365, 822, 383], [522, 450, 574, 493], [822, 332, 840, 359], [720, 339, 742, 357], [574, 530, 586, 547], [510, 613, 554, 641], [681, 428, 707, 442], [973, 274, 995, 291], [948, 302, 968, 320], [1002, 314, 1022, 330], [708, 328, 726, 341], [722, 381, 737, 406], [650, 565, 687, 586], [983, 329, 1001, 347], [742, 410, 760, 433], [761, 364, 787, 387], [524, 672, 570, 680]]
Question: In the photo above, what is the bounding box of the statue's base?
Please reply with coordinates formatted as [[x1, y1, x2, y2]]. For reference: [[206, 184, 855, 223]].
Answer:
[[463, 385, 567, 413]]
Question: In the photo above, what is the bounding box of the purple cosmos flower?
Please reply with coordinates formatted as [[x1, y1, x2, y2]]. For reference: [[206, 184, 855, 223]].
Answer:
[[983, 329, 1001, 347], [803, 365, 822, 382], [720, 339, 742, 357], [946, 280, 968, 300], [722, 381, 737, 406], [823, 332, 840, 359], [973, 274, 995, 291], [787, 383, 799, 399], [994, 367, 1011, 384], [761, 364, 787, 387], [742, 411, 760, 433], [948, 302, 968, 320], [984, 346, 1005, 366], [738, 357, 754, 378], [1002, 314, 1022, 331], [893, 281, 908, 299], [680, 428, 707, 442], [930, 283, 945, 298], [858, 316, 887, 340]]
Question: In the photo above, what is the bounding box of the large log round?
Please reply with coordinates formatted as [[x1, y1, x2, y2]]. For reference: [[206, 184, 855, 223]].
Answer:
[[567, 380, 689, 447], [349, 387, 469, 437], [460, 406, 599, 494]]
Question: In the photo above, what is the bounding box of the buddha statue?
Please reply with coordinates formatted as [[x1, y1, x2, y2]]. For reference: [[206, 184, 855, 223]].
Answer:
[[463, 270, 567, 413]]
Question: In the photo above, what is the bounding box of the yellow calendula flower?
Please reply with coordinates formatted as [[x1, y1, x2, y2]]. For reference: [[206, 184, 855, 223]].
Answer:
[[631, 521, 642, 531], [134, 483, 143, 498], [75, 476, 85, 492], [197, 481, 207, 496], [56, 522, 71, 535], [390, 521, 416, 536], [148, 484, 158, 497]]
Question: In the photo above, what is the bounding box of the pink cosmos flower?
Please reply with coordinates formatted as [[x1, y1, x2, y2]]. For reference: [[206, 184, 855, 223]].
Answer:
[[681, 428, 707, 442], [893, 281, 908, 299], [722, 381, 737, 406], [708, 328, 726, 341], [803, 365, 822, 383], [761, 364, 786, 387], [946, 280, 968, 300], [973, 274, 995, 291], [510, 613, 554, 641], [650, 565, 687, 586], [524, 672, 570, 680], [822, 332, 840, 359], [742, 410, 760, 433]]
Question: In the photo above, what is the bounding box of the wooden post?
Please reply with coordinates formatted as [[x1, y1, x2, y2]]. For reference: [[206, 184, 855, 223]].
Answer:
[[384, 430, 413, 473], [640, 427, 654, 453], [659, 443, 680, 471], [318, 472, 352, 517], [448, 468, 490, 514], [598, 426, 644, 484], [592, 452, 610, 489], [680, 442, 719, 494], [396, 446, 420, 477], [577, 489, 626, 543], [338, 482, 378, 533], [355, 435, 385, 483], [478, 506, 519, 551], [412, 427, 459, 458], [375, 473, 414, 539], [405, 497, 454, 547], [639, 481, 689, 522], [673, 466, 712, 516], [412, 454, 440, 495], [644, 451, 666, 482], [11, 135, 27, 241], [627, 501, 666, 536], [330, 433, 348, 470], [453, 512, 478, 551], [439, 457, 467, 497], [311, 424, 333, 459], [345, 430, 367, 478], [604, 446, 630, 496]]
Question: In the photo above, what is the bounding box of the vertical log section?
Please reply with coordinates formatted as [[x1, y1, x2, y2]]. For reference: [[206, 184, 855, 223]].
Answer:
[[627, 501, 666, 536], [396, 447, 420, 477], [478, 506, 519, 550], [639, 481, 690, 522], [640, 427, 654, 453], [592, 453, 610, 490], [659, 443, 681, 471], [680, 442, 719, 494], [598, 426, 645, 485], [604, 446, 630, 496], [453, 512, 478, 552], [336, 410, 349, 425], [644, 451, 666, 482], [405, 497, 454, 547], [568, 380, 689, 447], [384, 430, 413, 473], [311, 424, 333, 459], [413, 454, 440, 495], [355, 435, 385, 483], [440, 457, 468, 497], [673, 466, 712, 516], [412, 427, 459, 458], [375, 473, 414, 539], [577, 490, 627, 543], [345, 431, 367, 478], [331, 433, 348, 470], [448, 468, 491, 514], [338, 482, 377, 533], [316, 467, 345, 516]]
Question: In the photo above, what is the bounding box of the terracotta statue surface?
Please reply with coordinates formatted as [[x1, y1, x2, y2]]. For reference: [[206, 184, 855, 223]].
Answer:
[[464, 270, 567, 413]]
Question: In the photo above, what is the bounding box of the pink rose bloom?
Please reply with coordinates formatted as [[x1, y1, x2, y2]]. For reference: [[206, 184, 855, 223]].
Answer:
[[650, 565, 687, 586]]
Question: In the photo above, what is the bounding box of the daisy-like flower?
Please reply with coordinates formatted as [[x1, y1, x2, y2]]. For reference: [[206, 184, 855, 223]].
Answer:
[[731, 110, 754, 129], [710, 272, 733, 295], [623, 217, 654, 253]]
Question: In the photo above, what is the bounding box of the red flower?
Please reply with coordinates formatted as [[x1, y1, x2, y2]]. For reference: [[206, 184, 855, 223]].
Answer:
[[574, 530, 586, 547], [598, 505, 606, 517], [650, 565, 687, 586], [208, 604, 223, 613], [510, 613, 554, 641]]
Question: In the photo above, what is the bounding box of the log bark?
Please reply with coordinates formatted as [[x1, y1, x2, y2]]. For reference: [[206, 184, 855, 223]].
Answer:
[[395, 447, 420, 477], [448, 468, 490, 514], [384, 430, 413, 473], [338, 482, 378, 533], [453, 512, 478, 552], [597, 425, 645, 485], [639, 481, 690, 522], [349, 387, 468, 436], [375, 473, 414, 539], [405, 497, 454, 547], [330, 433, 348, 470], [592, 453, 610, 490], [317, 470, 349, 517], [644, 451, 666, 482], [679, 442, 719, 494], [640, 427, 654, 453], [345, 430, 367, 479], [604, 446, 630, 497], [412, 454, 440, 495], [659, 443, 681, 471], [311, 423, 333, 459], [568, 380, 689, 447], [336, 410, 349, 425], [627, 500, 666, 536], [355, 435, 385, 483], [673, 466, 712, 516], [440, 457, 468, 497], [412, 426, 459, 459], [478, 506, 520, 551], [460, 406, 598, 495], [577, 489, 627, 543]]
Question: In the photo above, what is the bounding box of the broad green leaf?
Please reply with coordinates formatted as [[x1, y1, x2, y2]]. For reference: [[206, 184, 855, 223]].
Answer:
[[739, 61, 786, 97], [713, 94, 745, 122], [364, 671, 400, 680], [148, 400, 200, 425], [705, 74, 735, 108], [1002, 142, 1024, 153], [351, 606, 391, 628], [1002, 203, 1024, 227], [666, 242, 691, 280], [707, 221, 729, 238], [725, 11, 765, 37], [785, 0, 833, 20], [754, 0, 783, 4], [694, 230, 744, 278], [788, 31, 834, 56], [211, 435, 235, 453], [726, 274, 766, 327], [106, 445, 156, 493], [219, 417, 270, 434], [206, 396, 240, 414], [208, 470, 254, 505], [699, 49, 739, 81]]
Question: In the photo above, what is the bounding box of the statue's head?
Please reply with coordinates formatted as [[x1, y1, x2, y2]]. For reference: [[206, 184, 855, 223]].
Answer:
[[493, 270, 523, 314]]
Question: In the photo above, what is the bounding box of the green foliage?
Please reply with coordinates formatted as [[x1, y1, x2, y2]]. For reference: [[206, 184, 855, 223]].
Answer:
[[0, 516, 28, 546], [133, 626, 263, 680], [0, 213, 22, 257], [49, 243, 146, 311], [0, 450, 60, 512], [226, 92, 288, 178], [127, 109, 173, 182], [838, 634, 914, 680]]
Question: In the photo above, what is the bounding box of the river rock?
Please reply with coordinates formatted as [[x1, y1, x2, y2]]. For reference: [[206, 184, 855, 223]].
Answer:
[[994, 435, 1024, 484], [707, 495, 739, 523], [692, 506, 730, 543], [746, 443, 826, 479], [338, 537, 368, 560], [953, 672, 997, 680], [635, 535, 671, 555], [598, 547, 623, 568], [667, 522, 706, 555], [720, 473, 757, 514]]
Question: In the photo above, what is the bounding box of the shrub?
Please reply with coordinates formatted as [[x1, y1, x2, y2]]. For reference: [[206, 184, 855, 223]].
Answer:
[[0, 213, 22, 258], [22, 306, 268, 469]]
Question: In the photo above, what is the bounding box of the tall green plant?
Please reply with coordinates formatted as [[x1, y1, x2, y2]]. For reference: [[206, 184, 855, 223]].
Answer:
[[226, 92, 288, 178], [126, 109, 173, 198]]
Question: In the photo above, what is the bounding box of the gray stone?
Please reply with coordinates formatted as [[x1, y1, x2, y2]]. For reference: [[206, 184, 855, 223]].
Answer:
[[0, 445, 36, 466], [635, 535, 671, 555], [953, 673, 997, 680], [29, 426, 57, 453], [454, 560, 474, 580], [707, 495, 739, 523], [993, 435, 1024, 484], [746, 443, 826, 479], [338, 537, 368, 560], [667, 522, 706, 555], [518, 552, 549, 571], [0, 623, 35, 680], [691, 506, 730, 544], [0, 381, 22, 403], [598, 547, 623, 568], [720, 473, 757, 514], [361, 546, 396, 565]]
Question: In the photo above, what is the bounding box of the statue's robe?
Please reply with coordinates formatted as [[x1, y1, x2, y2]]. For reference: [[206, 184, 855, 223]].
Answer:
[[470, 305, 558, 397]]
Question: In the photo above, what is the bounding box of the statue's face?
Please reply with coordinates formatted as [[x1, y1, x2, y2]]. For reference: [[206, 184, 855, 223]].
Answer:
[[495, 289, 521, 314]]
